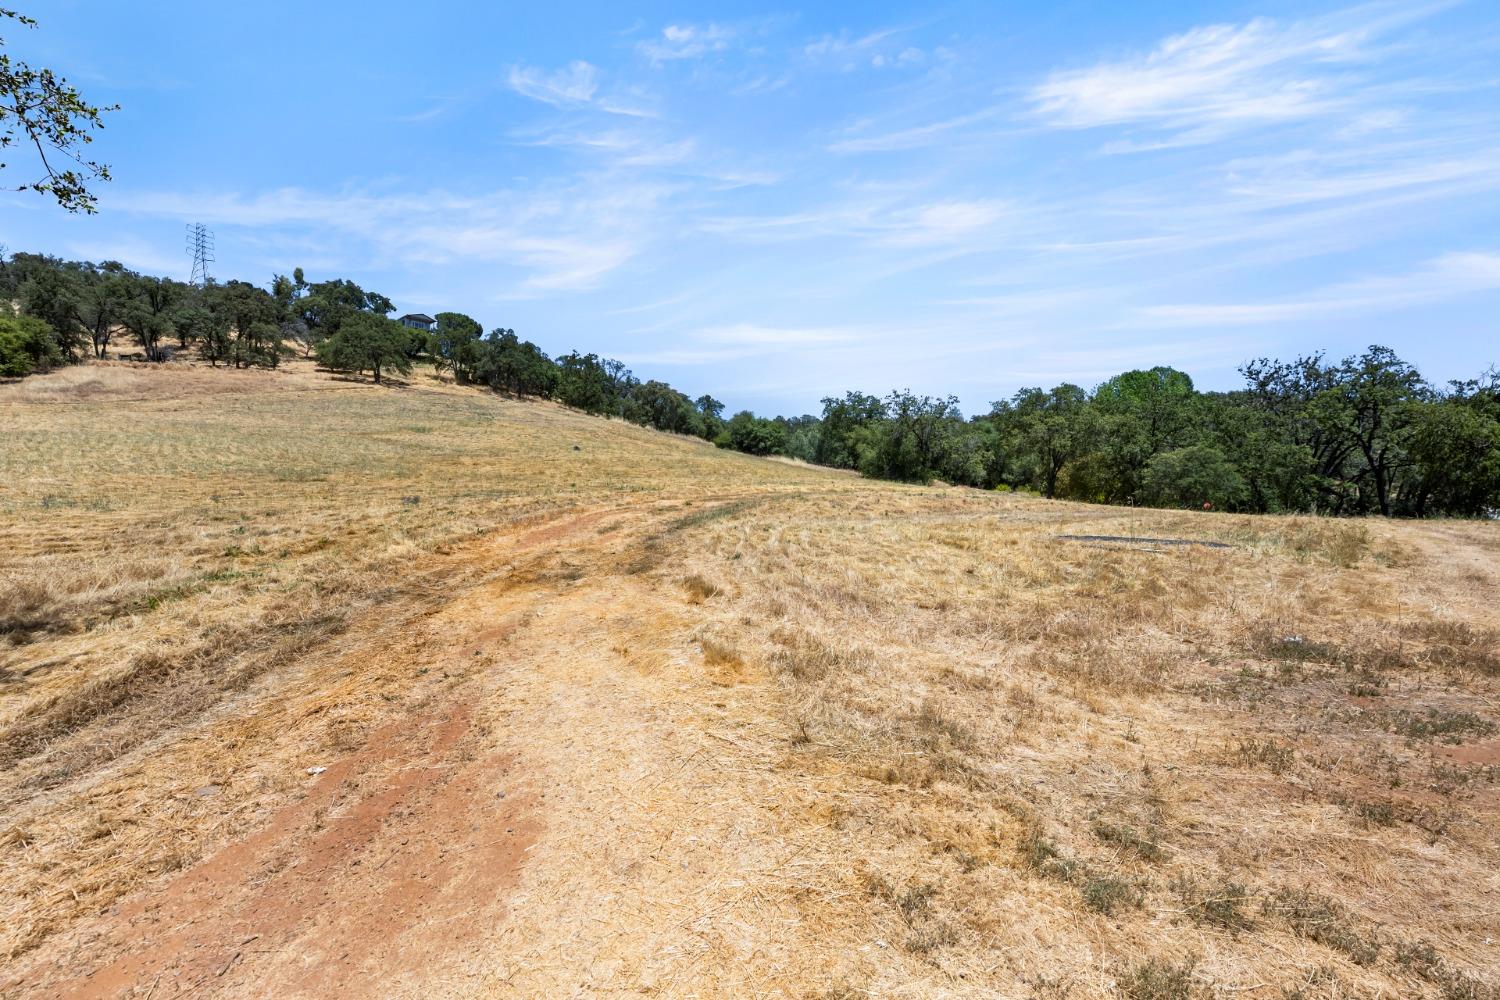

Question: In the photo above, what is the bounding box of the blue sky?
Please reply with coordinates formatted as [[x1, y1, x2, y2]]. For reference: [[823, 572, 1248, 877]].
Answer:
[[3, 1, 1498, 415]]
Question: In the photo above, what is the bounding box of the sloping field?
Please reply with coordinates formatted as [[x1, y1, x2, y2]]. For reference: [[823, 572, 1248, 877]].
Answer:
[[2, 362, 1498, 998]]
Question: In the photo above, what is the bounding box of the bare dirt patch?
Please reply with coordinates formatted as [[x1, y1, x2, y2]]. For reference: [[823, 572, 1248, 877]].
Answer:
[[17, 703, 536, 999]]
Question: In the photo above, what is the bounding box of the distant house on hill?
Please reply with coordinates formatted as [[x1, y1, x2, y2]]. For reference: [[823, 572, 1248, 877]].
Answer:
[[398, 313, 436, 332]]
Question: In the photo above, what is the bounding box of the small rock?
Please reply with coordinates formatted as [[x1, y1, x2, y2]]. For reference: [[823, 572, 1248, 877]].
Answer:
[[306, 766, 327, 776], [572, 444, 581, 451]]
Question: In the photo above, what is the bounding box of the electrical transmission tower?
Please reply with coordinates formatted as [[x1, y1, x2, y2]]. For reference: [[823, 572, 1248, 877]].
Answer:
[[186, 223, 215, 286]]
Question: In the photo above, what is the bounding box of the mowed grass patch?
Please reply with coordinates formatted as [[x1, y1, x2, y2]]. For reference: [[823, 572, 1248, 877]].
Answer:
[[655, 486, 1500, 995]]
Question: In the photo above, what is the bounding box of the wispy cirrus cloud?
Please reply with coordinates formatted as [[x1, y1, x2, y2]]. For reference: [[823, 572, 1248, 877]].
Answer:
[[1142, 251, 1500, 326], [619, 323, 867, 367], [700, 195, 1011, 249], [1222, 146, 1500, 206], [698, 323, 860, 346], [520, 127, 699, 167], [508, 61, 660, 119], [65, 236, 188, 277], [637, 22, 737, 64], [828, 107, 1006, 153], [111, 180, 670, 294], [508, 60, 599, 107], [803, 28, 927, 71], [1029, 3, 1457, 148], [881, 199, 1008, 245]]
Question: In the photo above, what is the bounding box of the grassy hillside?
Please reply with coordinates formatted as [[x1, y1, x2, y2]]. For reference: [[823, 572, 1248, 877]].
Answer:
[[2, 360, 1498, 998]]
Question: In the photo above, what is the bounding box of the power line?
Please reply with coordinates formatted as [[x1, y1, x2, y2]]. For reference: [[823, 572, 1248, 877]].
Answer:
[[186, 223, 215, 286]]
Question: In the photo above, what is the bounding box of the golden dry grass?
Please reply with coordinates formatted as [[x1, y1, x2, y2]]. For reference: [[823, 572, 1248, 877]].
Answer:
[[1, 359, 1497, 999]]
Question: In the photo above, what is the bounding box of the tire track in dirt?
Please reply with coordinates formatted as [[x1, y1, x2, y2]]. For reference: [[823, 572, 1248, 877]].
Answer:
[[5, 499, 762, 998], [40, 706, 536, 999]]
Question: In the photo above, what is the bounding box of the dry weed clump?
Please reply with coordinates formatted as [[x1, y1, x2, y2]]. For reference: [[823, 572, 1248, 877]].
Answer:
[[1222, 515, 1378, 567], [1261, 887, 1382, 966], [681, 572, 723, 603], [767, 627, 873, 683], [1403, 620, 1500, 677], [1090, 819, 1167, 863], [1230, 736, 1297, 774], [1170, 874, 1254, 932], [1389, 708, 1495, 743], [1113, 956, 1207, 1000], [0, 578, 61, 640]]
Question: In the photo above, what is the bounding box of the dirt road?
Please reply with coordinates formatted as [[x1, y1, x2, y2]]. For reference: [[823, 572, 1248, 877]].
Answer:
[[7, 497, 888, 997]]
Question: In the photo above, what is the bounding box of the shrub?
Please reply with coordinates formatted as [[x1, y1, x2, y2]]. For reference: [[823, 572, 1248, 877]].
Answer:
[[0, 314, 64, 376], [1140, 445, 1247, 510], [1115, 957, 1205, 999], [1082, 874, 1144, 914], [1091, 820, 1167, 862], [1172, 875, 1253, 932], [1262, 887, 1380, 965], [724, 411, 786, 455]]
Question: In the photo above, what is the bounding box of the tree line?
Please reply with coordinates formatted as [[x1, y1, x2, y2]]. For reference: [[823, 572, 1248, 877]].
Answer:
[[793, 356, 1499, 517], [3, 251, 1495, 517]]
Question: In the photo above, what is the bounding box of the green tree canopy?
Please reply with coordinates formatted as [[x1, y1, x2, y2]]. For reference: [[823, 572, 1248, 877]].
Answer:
[[1139, 445, 1247, 510], [0, 311, 60, 375], [1, 9, 116, 212], [317, 312, 412, 385], [430, 311, 484, 383], [209, 280, 281, 368], [724, 411, 785, 455]]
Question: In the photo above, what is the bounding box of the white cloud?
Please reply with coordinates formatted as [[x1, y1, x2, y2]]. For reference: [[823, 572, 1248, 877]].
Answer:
[[112, 181, 670, 294], [1032, 20, 1332, 139], [67, 237, 187, 278], [697, 323, 860, 345], [701, 196, 1010, 249], [617, 347, 760, 366], [1223, 149, 1500, 206], [522, 128, 698, 167], [804, 28, 899, 59], [1142, 251, 1500, 326], [804, 28, 925, 71], [638, 23, 736, 63], [393, 102, 456, 124], [508, 61, 600, 107], [872, 48, 926, 70], [1029, 4, 1451, 146], [619, 323, 866, 367], [828, 107, 1004, 153], [502, 236, 638, 293], [884, 200, 1007, 245]]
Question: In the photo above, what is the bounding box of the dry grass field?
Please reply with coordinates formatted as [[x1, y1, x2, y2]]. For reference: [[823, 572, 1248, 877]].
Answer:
[[2, 360, 1498, 999]]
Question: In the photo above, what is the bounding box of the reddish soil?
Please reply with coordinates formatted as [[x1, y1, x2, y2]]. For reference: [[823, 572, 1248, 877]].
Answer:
[[13, 704, 537, 999], [1437, 738, 1500, 766]]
